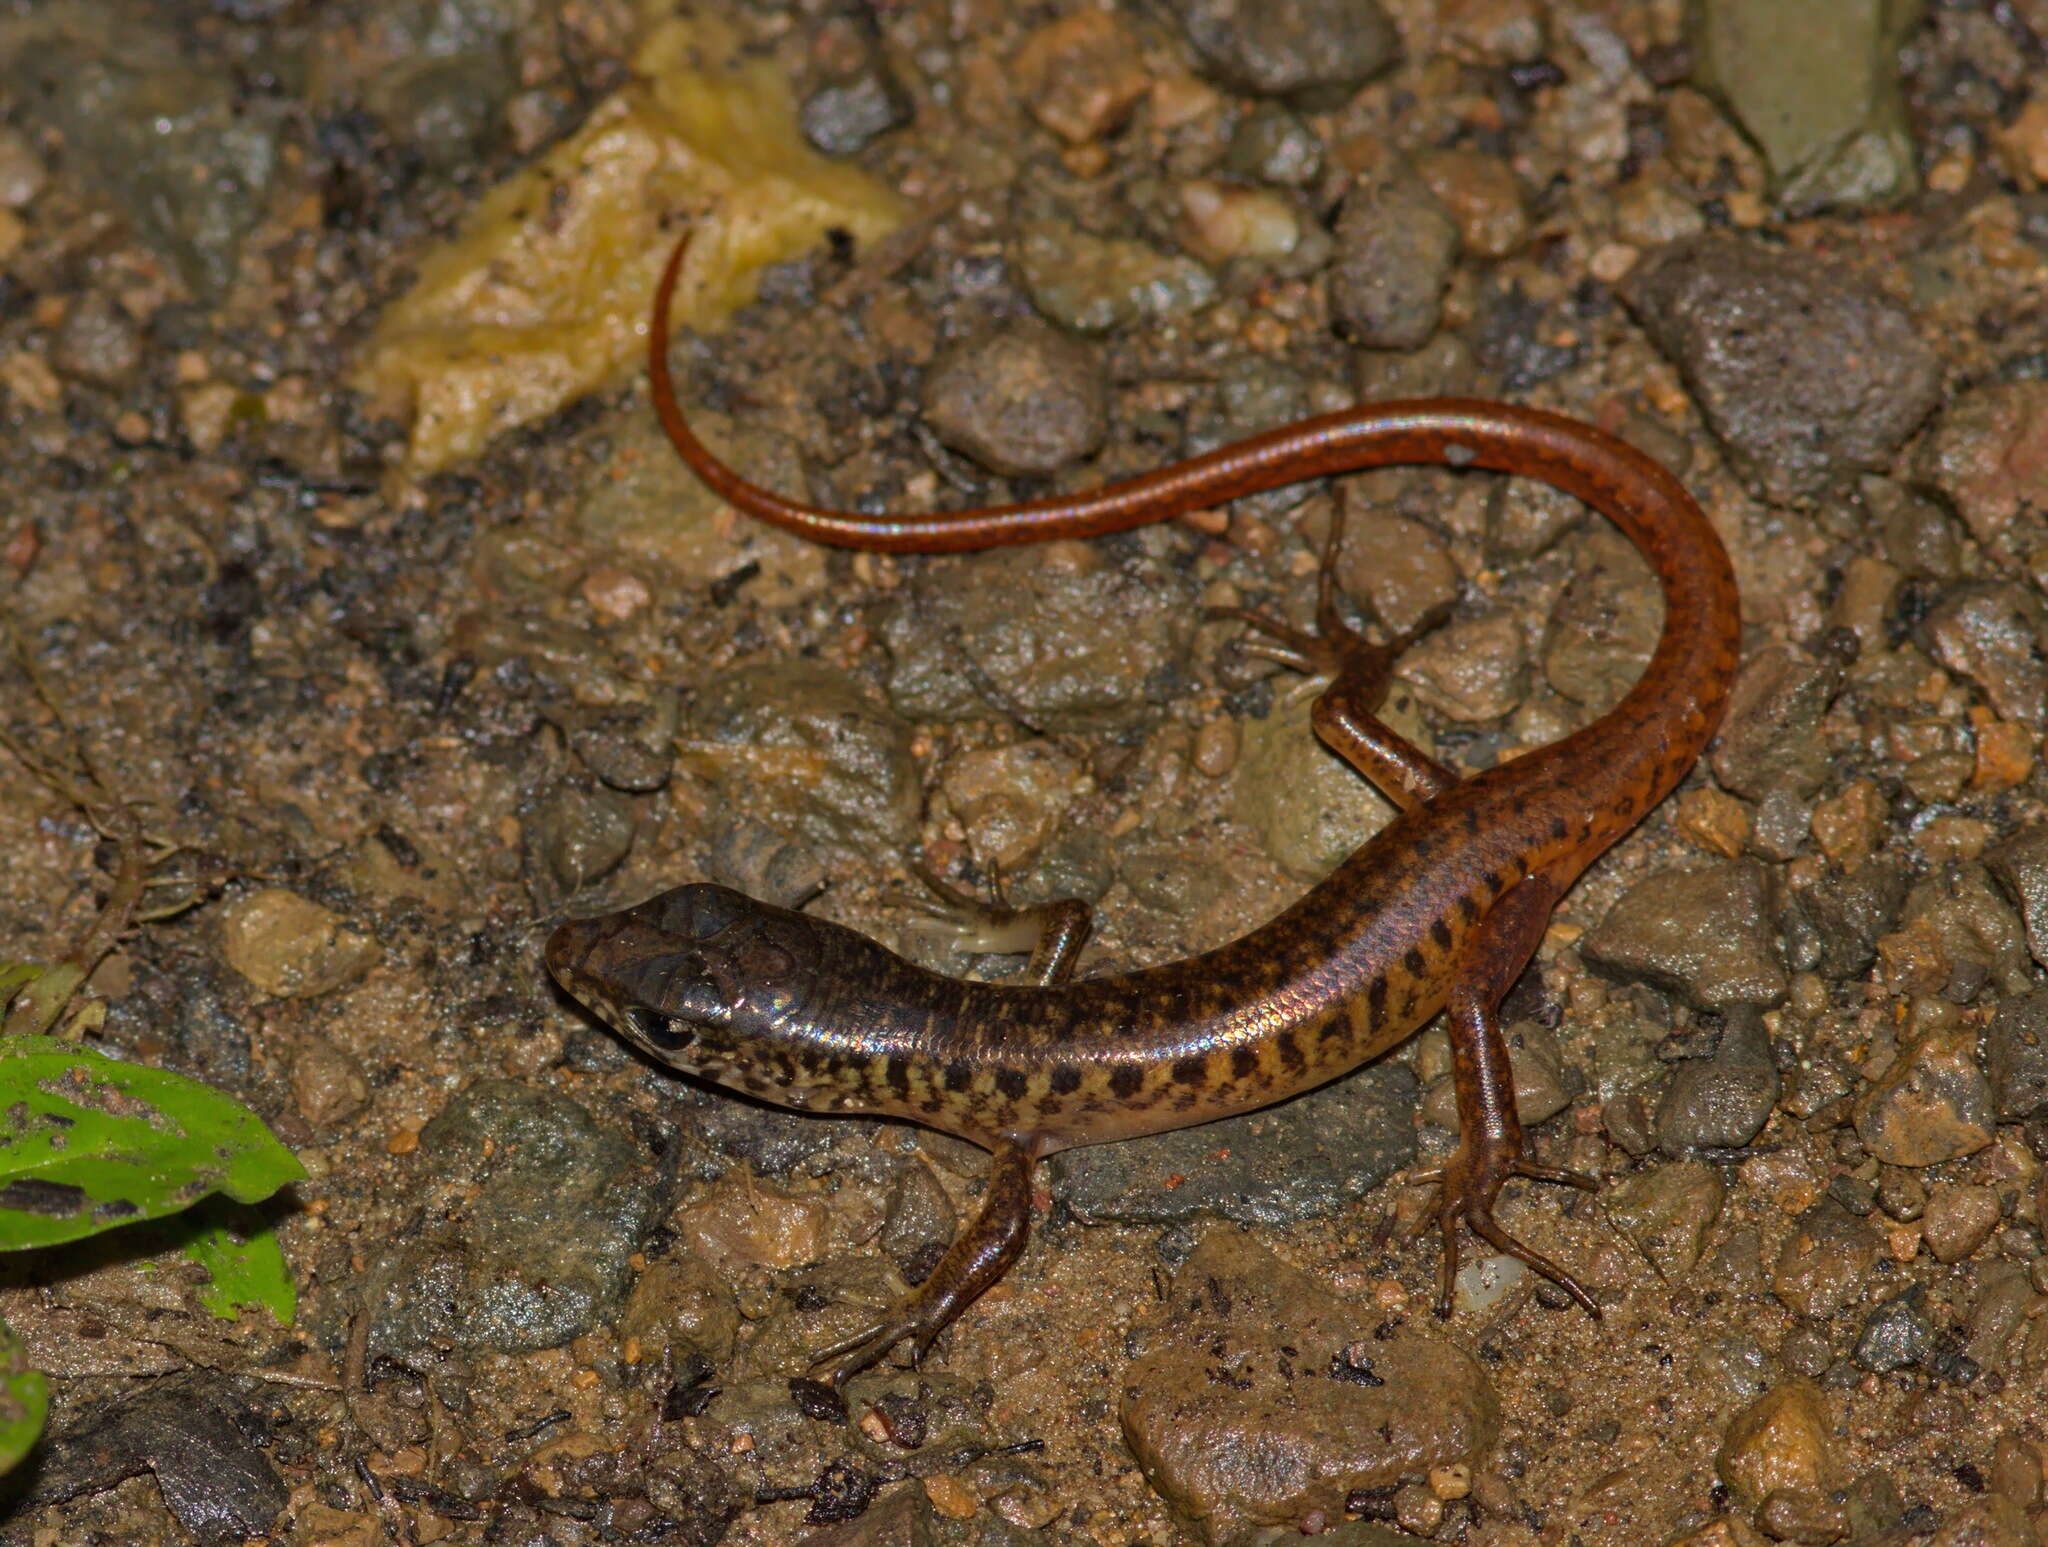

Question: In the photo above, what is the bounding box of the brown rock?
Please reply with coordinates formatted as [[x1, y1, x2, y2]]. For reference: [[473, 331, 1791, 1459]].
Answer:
[[1120, 1233, 1498, 1544], [1853, 1012, 1994, 1167], [1013, 10, 1152, 144], [1771, 1200, 1881, 1320], [1607, 1159, 1725, 1279], [1921, 1182, 2000, 1265], [1915, 382, 2048, 550], [289, 1038, 368, 1127], [1716, 1379, 1846, 1511], [921, 320, 1107, 478], [220, 888, 381, 999]]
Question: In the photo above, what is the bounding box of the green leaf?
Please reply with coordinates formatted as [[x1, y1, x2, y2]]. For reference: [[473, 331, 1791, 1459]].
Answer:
[[0, 1313, 47, 1476], [0, 1037, 304, 1252], [175, 1200, 297, 1324]]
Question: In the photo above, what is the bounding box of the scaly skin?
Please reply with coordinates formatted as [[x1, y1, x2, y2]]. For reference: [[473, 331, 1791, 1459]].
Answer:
[[543, 232, 1743, 1383]]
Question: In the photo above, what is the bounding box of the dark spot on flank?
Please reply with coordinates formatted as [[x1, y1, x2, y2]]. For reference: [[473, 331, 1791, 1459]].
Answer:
[[1171, 1055, 1207, 1085], [1367, 977, 1389, 1019], [1049, 1064, 1082, 1095], [1231, 1045, 1258, 1079], [943, 1060, 973, 1092], [1461, 806, 1480, 832], [994, 1066, 1029, 1100], [1483, 870, 1504, 894], [1457, 894, 1479, 923], [1551, 815, 1569, 840], [1109, 1065, 1144, 1100], [1275, 1030, 1305, 1074], [885, 1058, 912, 1096], [1403, 947, 1427, 977], [1430, 918, 1452, 951]]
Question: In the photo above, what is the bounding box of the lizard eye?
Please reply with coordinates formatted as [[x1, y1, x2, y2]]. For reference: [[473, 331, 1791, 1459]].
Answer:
[[622, 1004, 692, 1051]]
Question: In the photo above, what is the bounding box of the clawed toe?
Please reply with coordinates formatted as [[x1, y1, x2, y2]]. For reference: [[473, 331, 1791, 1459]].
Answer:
[[808, 1316, 930, 1388], [1417, 1150, 1601, 1320]]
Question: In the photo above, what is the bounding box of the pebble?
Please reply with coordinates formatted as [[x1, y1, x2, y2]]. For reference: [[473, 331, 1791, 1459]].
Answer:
[[1543, 529, 1661, 714], [1655, 1007, 1781, 1153], [1233, 675, 1401, 878], [1985, 988, 2048, 1121], [1174, 179, 1305, 267], [1397, 612, 1529, 723], [886, 539, 1194, 733], [1686, 0, 1919, 208], [361, 1081, 675, 1356], [1491, 476, 1584, 559], [1013, 10, 1151, 144], [1914, 382, 2048, 551], [1853, 1287, 1935, 1374], [1715, 1379, 1847, 1511], [289, 1036, 369, 1128], [1806, 780, 1889, 869], [1606, 1159, 1725, 1279], [1354, 334, 1483, 401], [686, 662, 921, 857], [937, 738, 1084, 872], [1710, 644, 1849, 800], [1666, 1518, 1769, 1547], [1853, 1011, 1995, 1167], [1119, 1232, 1497, 1543], [219, 888, 381, 999], [0, 125, 46, 208], [921, 320, 1107, 479], [1413, 147, 1530, 260], [1621, 233, 1942, 503], [1050, 1062, 1416, 1228], [1770, 1199, 1880, 1320], [1328, 168, 1460, 350], [1930, 1498, 2040, 1547], [1884, 861, 2032, 1001], [878, 1160, 956, 1287], [1014, 217, 1218, 334], [1224, 103, 1324, 186], [527, 779, 637, 895], [6, 22, 277, 301], [1333, 495, 1462, 636], [50, 291, 144, 388], [1170, 0, 1398, 102], [800, 66, 912, 158], [1580, 859, 1788, 1010], [675, 1177, 831, 1273], [618, 1251, 739, 1367], [1924, 583, 2048, 727], [1922, 1182, 2001, 1264]]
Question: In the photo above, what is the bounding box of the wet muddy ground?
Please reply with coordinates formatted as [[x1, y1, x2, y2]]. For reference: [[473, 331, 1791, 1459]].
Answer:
[[5, 0, 2048, 1544]]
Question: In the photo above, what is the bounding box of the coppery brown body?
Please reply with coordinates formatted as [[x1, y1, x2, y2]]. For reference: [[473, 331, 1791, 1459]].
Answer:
[[542, 233, 1743, 1382]]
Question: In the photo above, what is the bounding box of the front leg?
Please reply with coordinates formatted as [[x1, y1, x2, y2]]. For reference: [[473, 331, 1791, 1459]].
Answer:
[[1426, 876, 1601, 1316], [810, 1139, 1036, 1386]]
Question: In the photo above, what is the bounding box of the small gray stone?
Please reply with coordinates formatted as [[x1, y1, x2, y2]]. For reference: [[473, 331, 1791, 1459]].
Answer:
[[1710, 645, 1848, 801], [1120, 1232, 1497, 1544], [686, 663, 921, 858], [1923, 583, 2048, 727], [1224, 103, 1325, 186], [1542, 528, 1661, 715], [1913, 381, 2048, 551], [1854, 1288, 1934, 1373], [1013, 218, 1217, 335], [879, 1161, 957, 1287], [1987, 827, 2048, 971], [1780, 857, 1908, 982], [801, 68, 911, 157], [921, 321, 1107, 479], [1655, 1008, 1781, 1153], [884, 540, 1196, 733], [1686, 0, 1921, 210], [1171, 0, 1398, 103], [1985, 989, 2048, 1122], [51, 291, 143, 387], [363, 1081, 677, 1355], [1890, 861, 2033, 1002], [1051, 1063, 1416, 1228], [1580, 860, 1788, 1010], [528, 779, 637, 895], [1922, 1182, 2000, 1264], [1329, 169, 1460, 350], [1233, 676, 1401, 880], [1607, 1159, 1725, 1279], [1621, 234, 1941, 504]]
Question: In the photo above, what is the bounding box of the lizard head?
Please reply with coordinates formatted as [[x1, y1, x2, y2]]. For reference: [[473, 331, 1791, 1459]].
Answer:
[[544, 883, 820, 1072]]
